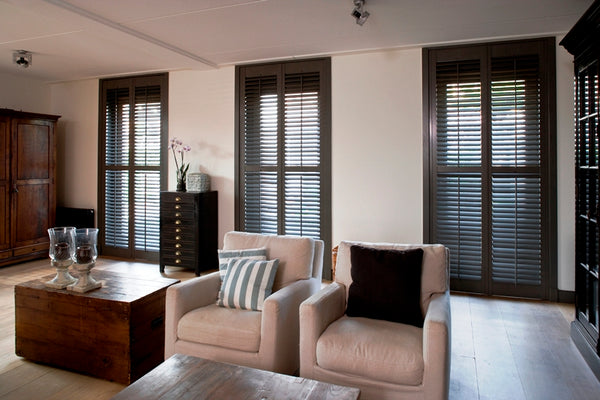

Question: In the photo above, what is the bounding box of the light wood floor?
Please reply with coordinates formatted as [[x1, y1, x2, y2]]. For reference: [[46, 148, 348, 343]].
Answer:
[[0, 258, 599, 399]]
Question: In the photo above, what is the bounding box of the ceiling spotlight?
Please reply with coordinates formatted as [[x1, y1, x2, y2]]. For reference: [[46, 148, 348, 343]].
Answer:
[[13, 50, 32, 68], [351, 0, 370, 26]]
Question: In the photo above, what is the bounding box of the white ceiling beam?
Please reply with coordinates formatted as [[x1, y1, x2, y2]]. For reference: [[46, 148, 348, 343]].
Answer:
[[42, 0, 218, 68]]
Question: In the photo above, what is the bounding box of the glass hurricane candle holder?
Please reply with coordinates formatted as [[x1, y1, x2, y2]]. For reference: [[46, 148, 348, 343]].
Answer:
[[45, 227, 77, 289], [68, 228, 102, 293]]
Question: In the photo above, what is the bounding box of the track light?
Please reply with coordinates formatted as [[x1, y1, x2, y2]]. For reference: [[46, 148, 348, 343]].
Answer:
[[13, 50, 32, 68], [351, 0, 370, 26]]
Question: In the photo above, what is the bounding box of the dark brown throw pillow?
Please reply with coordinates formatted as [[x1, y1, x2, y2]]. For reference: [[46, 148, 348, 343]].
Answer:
[[346, 245, 424, 327]]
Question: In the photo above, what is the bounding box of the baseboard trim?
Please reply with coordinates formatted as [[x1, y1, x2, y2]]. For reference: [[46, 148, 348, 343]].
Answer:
[[557, 289, 575, 303]]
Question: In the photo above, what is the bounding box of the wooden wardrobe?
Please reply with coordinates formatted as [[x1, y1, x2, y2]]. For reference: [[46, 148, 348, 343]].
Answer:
[[0, 109, 60, 267]]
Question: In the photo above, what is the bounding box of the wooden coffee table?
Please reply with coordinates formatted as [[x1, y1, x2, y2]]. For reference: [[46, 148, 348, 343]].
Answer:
[[111, 354, 361, 400], [14, 269, 179, 384]]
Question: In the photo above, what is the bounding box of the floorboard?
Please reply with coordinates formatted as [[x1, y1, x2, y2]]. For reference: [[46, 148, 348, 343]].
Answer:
[[0, 259, 599, 399]]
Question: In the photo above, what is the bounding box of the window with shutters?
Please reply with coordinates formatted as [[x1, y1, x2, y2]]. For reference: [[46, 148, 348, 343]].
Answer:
[[235, 59, 332, 278], [423, 39, 557, 299], [99, 74, 168, 261]]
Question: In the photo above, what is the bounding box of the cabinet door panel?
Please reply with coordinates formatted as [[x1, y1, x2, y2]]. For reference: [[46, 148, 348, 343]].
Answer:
[[13, 184, 50, 247], [15, 122, 51, 180], [0, 186, 8, 252], [0, 118, 8, 251]]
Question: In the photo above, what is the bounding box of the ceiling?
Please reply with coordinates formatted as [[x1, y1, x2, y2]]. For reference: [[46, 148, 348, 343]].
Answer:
[[0, 0, 593, 83]]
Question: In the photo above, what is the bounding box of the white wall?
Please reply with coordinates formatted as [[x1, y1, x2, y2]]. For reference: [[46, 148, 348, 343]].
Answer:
[[556, 38, 576, 292], [0, 71, 51, 113], [331, 49, 424, 245], [46, 39, 576, 291], [50, 79, 99, 216], [169, 68, 236, 247]]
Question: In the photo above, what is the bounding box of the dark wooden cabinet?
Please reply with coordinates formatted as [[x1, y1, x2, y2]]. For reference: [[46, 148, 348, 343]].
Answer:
[[560, 0, 600, 380], [0, 109, 59, 268], [159, 191, 218, 275]]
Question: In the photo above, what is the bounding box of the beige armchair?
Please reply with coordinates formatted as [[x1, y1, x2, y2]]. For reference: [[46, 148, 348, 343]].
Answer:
[[165, 231, 324, 375], [300, 241, 451, 400]]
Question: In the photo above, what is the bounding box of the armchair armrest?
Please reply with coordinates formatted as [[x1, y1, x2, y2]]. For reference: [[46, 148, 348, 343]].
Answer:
[[260, 278, 314, 373], [165, 271, 221, 358], [299, 282, 346, 377], [422, 291, 451, 400]]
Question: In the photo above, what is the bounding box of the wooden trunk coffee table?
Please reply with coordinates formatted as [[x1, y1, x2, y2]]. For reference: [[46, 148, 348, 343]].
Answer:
[[14, 269, 179, 384], [111, 354, 361, 400]]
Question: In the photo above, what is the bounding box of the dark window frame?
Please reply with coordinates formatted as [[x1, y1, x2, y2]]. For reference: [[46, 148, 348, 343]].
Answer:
[[98, 73, 168, 261], [422, 38, 557, 300], [234, 58, 332, 279]]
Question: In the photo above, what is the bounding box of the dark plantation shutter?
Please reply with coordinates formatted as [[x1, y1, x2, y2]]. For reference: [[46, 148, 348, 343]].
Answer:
[[100, 74, 167, 260], [434, 60, 483, 285], [490, 56, 543, 288], [237, 59, 331, 277], [436, 61, 482, 166], [436, 175, 482, 281], [243, 74, 278, 234], [284, 72, 321, 237], [427, 39, 555, 299], [105, 88, 130, 249], [133, 86, 161, 253]]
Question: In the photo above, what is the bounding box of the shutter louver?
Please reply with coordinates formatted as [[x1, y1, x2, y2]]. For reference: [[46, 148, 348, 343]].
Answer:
[[436, 175, 482, 280], [490, 55, 543, 288], [133, 86, 161, 252], [491, 176, 541, 285], [436, 61, 481, 166], [244, 171, 278, 235], [244, 76, 278, 167], [434, 60, 483, 285], [285, 73, 320, 167], [105, 88, 129, 166], [104, 170, 129, 248], [134, 86, 162, 167], [243, 74, 278, 234], [134, 171, 160, 252], [285, 172, 321, 238], [284, 72, 321, 238], [491, 56, 541, 166]]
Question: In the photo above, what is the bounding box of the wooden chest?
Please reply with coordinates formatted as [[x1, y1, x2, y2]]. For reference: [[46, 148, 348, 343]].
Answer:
[[14, 270, 179, 384], [159, 191, 218, 275]]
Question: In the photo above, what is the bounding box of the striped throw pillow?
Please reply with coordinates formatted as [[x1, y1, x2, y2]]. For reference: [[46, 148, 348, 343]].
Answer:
[[217, 258, 279, 311], [218, 247, 267, 279]]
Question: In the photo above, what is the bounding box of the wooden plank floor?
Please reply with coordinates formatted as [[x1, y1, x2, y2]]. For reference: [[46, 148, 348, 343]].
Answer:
[[1, 258, 599, 399]]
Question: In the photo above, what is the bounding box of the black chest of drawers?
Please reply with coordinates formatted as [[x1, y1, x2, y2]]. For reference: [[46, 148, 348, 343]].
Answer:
[[159, 191, 218, 276]]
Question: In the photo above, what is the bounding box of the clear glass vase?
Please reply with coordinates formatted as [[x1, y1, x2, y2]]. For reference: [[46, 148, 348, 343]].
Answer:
[[46, 227, 77, 289], [68, 228, 102, 293]]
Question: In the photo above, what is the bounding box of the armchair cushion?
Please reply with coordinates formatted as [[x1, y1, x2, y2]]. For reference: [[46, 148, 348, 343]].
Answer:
[[316, 315, 424, 386], [346, 245, 424, 327], [217, 258, 279, 311], [177, 304, 261, 352], [218, 247, 267, 279], [223, 232, 315, 291]]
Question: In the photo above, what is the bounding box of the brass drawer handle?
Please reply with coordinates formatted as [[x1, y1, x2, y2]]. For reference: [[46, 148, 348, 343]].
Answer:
[[175, 212, 182, 217], [175, 228, 181, 233], [175, 235, 181, 240], [175, 251, 182, 256], [175, 196, 181, 202], [175, 259, 181, 264], [175, 204, 181, 210], [175, 220, 181, 225], [175, 243, 181, 248]]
